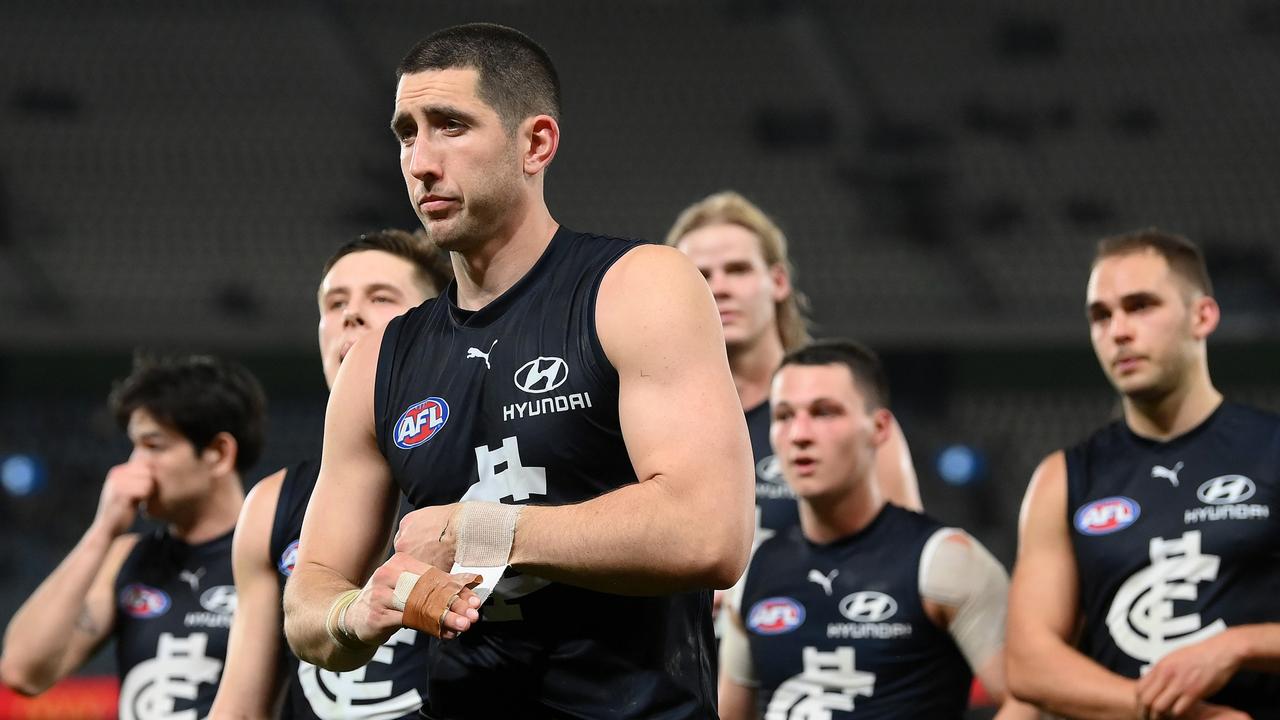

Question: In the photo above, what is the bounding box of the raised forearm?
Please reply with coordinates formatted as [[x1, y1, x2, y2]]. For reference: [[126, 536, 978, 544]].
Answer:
[[1, 526, 116, 693], [509, 472, 751, 594]]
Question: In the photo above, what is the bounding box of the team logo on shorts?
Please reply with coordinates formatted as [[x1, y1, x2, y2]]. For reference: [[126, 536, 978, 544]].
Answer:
[[1075, 496, 1141, 535], [279, 539, 299, 577], [747, 597, 805, 635], [394, 397, 449, 449], [120, 584, 171, 619]]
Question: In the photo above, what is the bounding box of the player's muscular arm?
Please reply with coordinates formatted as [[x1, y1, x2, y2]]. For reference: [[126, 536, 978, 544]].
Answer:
[[508, 245, 754, 592], [0, 461, 149, 695], [1007, 452, 1143, 719], [284, 334, 479, 672], [876, 419, 922, 511], [209, 469, 287, 719]]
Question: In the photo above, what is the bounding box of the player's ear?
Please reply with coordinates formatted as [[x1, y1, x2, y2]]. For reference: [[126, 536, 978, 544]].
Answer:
[[769, 263, 792, 303], [522, 115, 559, 176], [870, 408, 894, 447], [1188, 294, 1219, 340], [201, 432, 239, 477]]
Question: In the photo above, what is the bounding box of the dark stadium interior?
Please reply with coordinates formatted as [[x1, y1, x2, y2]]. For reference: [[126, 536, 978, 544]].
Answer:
[[2, 1, 1279, 713]]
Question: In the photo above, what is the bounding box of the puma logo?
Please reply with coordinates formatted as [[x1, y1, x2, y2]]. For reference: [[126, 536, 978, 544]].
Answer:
[[466, 339, 499, 370], [179, 568, 205, 592], [1152, 462, 1184, 488], [808, 569, 838, 596]]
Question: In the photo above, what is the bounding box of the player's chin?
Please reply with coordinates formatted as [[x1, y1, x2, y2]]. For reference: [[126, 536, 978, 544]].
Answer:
[[782, 474, 825, 498]]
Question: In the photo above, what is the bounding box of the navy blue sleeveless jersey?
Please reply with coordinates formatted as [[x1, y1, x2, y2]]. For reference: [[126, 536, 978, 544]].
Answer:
[[113, 527, 235, 720], [271, 458, 430, 719], [738, 505, 972, 719], [747, 401, 800, 544], [373, 227, 716, 719], [1066, 402, 1280, 717]]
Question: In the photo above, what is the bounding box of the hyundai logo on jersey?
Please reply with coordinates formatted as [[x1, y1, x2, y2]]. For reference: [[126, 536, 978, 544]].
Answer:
[[1075, 496, 1141, 535], [747, 597, 806, 635], [120, 584, 171, 619], [394, 397, 450, 450], [514, 357, 568, 394], [1197, 475, 1256, 505], [839, 591, 899, 623], [279, 539, 299, 577], [199, 585, 238, 615]]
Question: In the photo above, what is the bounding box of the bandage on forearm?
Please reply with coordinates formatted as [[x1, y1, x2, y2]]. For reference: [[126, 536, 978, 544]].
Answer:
[[391, 567, 482, 638], [455, 501, 523, 567]]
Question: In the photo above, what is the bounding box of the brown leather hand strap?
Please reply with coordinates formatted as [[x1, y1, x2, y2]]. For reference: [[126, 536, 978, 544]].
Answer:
[[401, 567, 483, 638]]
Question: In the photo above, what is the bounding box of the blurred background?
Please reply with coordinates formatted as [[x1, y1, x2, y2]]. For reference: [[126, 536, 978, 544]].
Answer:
[[2, 0, 1280, 713]]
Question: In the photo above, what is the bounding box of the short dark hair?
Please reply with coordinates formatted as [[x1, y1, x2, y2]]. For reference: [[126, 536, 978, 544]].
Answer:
[[1094, 228, 1213, 297], [778, 339, 890, 410], [321, 229, 453, 296], [396, 23, 561, 133], [109, 353, 267, 473]]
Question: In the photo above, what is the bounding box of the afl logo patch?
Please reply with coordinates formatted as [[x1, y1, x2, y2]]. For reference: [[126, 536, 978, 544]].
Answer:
[[747, 597, 805, 635], [278, 539, 299, 577], [1075, 496, 1141, 535], [120, 584, 171, 619], [394, 397, 449, 449]]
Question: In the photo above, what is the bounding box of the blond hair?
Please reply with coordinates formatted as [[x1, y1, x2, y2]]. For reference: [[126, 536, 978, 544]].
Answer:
[[666, 191, 811, 351]]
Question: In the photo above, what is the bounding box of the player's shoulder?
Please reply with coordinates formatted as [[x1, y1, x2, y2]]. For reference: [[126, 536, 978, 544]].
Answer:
[[238, 467, 288, 538], [1032, 448, 1068, 477], [922, 526, 996, 562], [245, 468, 288, 511], [599, 243, 707, 312], [604, 241, 690, 275], [882, 502, 950, 536], [1219, 401, 1280, 431]]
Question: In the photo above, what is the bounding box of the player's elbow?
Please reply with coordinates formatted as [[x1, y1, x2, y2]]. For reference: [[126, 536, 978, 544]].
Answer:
[[280, 577, 319, 666], [700, 543, 748, 590], [664, 510, 749, 590], [697, 510, 752, 590], [0, 656, 53, 697], [1003, 641, 1049, 706]]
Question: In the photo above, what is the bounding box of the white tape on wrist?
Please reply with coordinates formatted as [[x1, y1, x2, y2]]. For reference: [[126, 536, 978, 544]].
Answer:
[[325, 588, 363, 650], [450, 501, 523, 603]]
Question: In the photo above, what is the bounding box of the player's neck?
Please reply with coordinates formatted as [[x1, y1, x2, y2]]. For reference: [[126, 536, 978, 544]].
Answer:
[[1123, 368, 1222, 441], [729, 333, 785, 411], [798, 477, 885, 545], [168, 478, 244, 545], [452, 207, 559, 311]]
